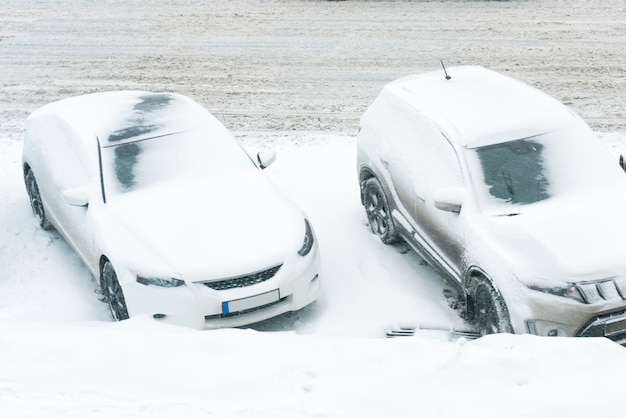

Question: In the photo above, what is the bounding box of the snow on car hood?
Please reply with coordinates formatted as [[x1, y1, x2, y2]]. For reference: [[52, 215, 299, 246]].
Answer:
[[107, 172, 305, 281], [487, 194, 626, 281]]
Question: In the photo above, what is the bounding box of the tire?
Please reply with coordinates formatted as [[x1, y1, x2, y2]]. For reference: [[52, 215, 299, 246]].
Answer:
[[24, 169, 52, 230], [363, 177, 397, 244], [101, 261, 129, 321], [474, 278, 512, 335]]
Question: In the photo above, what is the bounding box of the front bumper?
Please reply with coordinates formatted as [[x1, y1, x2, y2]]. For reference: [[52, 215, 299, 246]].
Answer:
[[119, 247, 321, 330], [526, 307, 626, 345], [514, 288, 626, 344], [576, 308, 626, 343]]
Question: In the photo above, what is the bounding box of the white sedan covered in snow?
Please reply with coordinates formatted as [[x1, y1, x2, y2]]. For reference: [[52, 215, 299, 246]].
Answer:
[[22, 91, 320, 329]]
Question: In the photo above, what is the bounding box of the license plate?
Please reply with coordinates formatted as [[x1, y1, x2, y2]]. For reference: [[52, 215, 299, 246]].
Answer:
[[222, 289, 280, 315]]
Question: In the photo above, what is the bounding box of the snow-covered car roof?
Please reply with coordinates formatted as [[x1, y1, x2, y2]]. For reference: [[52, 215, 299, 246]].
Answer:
[[27, 91, 221, 147], [384, 65, 579, 148]]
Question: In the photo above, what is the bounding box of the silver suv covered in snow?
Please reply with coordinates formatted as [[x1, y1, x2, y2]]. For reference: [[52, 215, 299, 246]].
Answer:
[[357, 65, 626, 341]]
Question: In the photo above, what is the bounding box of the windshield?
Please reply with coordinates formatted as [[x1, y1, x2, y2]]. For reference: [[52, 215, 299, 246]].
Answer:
[[475, 138, 550, 205], [467, 125, 624, 210], [100, 127, 255, 200]]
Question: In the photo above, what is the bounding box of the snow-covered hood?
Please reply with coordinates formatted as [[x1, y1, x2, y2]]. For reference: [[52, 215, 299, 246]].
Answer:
[[486, 196, 626, 281], [107, 172, 305, 281]]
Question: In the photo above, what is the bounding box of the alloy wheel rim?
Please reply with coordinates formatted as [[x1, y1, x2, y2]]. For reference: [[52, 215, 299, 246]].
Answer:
[[104, 267, 126, 321], [366, 190, 389, 236], [476, 287, 498, 335], [26, 174, 45, 224]]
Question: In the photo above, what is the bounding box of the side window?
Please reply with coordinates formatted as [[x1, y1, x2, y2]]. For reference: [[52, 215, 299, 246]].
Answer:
[[36, 116, 90, 191], [426, 130, 464, 190], [410, 112, 463, 197]]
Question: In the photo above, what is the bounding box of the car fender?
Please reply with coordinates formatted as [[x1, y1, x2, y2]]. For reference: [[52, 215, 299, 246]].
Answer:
[[89, 206, 180, 288]]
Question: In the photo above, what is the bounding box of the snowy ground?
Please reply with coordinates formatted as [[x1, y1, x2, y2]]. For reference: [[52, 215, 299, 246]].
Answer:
[[4, 132, 626, 418], [2, 1, 626, 417]]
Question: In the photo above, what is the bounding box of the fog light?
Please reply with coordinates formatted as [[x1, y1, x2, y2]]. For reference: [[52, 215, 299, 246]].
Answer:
[[153, 313, 166, 319], [526, 320, 568, 337]]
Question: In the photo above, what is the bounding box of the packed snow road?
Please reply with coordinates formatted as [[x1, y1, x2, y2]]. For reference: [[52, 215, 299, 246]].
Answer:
[[1, 0, 625, 134]]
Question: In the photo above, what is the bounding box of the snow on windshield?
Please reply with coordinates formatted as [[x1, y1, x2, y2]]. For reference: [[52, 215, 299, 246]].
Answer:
[[104, 93, 177, 145], [100, 126, 255, 199], [93, 93, 258, 199], [467, 123, 626, 211]]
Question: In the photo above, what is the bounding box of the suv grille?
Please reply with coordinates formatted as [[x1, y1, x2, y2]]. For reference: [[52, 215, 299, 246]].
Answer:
[[202, 265, 282, 291], [577, 308, 626, 344]]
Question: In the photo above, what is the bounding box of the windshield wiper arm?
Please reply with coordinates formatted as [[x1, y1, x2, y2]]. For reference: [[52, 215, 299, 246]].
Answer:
[[502, 170, 516, 202]]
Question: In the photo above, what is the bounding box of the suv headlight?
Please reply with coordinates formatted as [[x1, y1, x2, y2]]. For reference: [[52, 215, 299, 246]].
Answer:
[[526, 279, 622, 304], [298, 219, 315, 257], [526, 282, 586, 303], [136, 276, 185, 288]]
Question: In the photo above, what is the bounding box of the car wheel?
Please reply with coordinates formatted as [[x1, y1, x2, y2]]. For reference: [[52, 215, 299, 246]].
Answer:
[[474, 278, 512, 335], [24, 169, 52, 230], [363, 177, 397, 244], [101, 261, 129, 321]]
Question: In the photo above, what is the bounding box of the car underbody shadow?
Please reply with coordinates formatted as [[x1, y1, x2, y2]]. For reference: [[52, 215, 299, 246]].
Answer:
[[240, 301, 320, 333]]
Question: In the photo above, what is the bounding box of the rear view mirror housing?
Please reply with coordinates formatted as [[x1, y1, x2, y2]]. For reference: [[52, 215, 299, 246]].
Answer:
[[63, 186, 90, 207], [257, 149, 277, 169], [433, 187, 466, 213]]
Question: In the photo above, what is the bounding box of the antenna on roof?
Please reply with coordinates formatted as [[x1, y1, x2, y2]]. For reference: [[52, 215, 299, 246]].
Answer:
[[440, 60, 451, 80]]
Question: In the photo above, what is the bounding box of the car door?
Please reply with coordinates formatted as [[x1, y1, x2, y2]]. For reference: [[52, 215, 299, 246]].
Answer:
[[380, 104, 442, 220], [379, 106, 430, 221], [39, 117, 96, 266], [409, 120, 465, 279]]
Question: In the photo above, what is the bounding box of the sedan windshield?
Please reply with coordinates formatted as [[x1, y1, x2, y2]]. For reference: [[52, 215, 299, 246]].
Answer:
[[467, 125, 624, 210], [100, 127, 255, 200]]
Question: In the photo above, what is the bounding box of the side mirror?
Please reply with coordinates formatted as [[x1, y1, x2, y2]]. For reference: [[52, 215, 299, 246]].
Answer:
[[620, 155, 626, 173], [257, 149, 277, 169], [433, 187, 465, 213], [63, 186, 90, 207]]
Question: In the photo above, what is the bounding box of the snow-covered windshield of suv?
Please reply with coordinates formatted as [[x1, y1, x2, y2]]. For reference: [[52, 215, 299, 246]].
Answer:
[[468, 125, 625, 210]]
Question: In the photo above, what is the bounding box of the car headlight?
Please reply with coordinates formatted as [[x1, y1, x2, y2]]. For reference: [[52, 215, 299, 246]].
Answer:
[[297, 219, 315, 257], [526, 279, 623, 304], [136, 276, 185, 288], [526, 282, 586, 303]]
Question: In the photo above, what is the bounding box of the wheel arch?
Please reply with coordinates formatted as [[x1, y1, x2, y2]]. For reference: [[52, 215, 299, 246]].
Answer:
[[23, 163, 32, 188], [358, 166, 377, 204], [464, 266, 513, 332], [98, 255, 111, 286], [463, 266, 498, 318]]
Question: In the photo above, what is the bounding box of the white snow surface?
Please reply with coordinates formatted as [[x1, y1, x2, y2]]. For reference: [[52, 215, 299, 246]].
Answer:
[[3, 0, 626, 416], [3, 132, 626, 417]]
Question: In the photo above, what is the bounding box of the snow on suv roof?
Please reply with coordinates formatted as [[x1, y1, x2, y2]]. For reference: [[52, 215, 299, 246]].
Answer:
[[385, 66, 579, 148]]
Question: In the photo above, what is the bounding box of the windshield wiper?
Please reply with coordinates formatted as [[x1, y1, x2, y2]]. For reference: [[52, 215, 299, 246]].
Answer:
[[496, 212, 520, 217], [502, 170, 516, 202]]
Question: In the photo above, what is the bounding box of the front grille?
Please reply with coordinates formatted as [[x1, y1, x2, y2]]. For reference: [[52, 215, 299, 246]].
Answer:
[[202, 265, 282, 291], [577, 308, 626, 344]]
